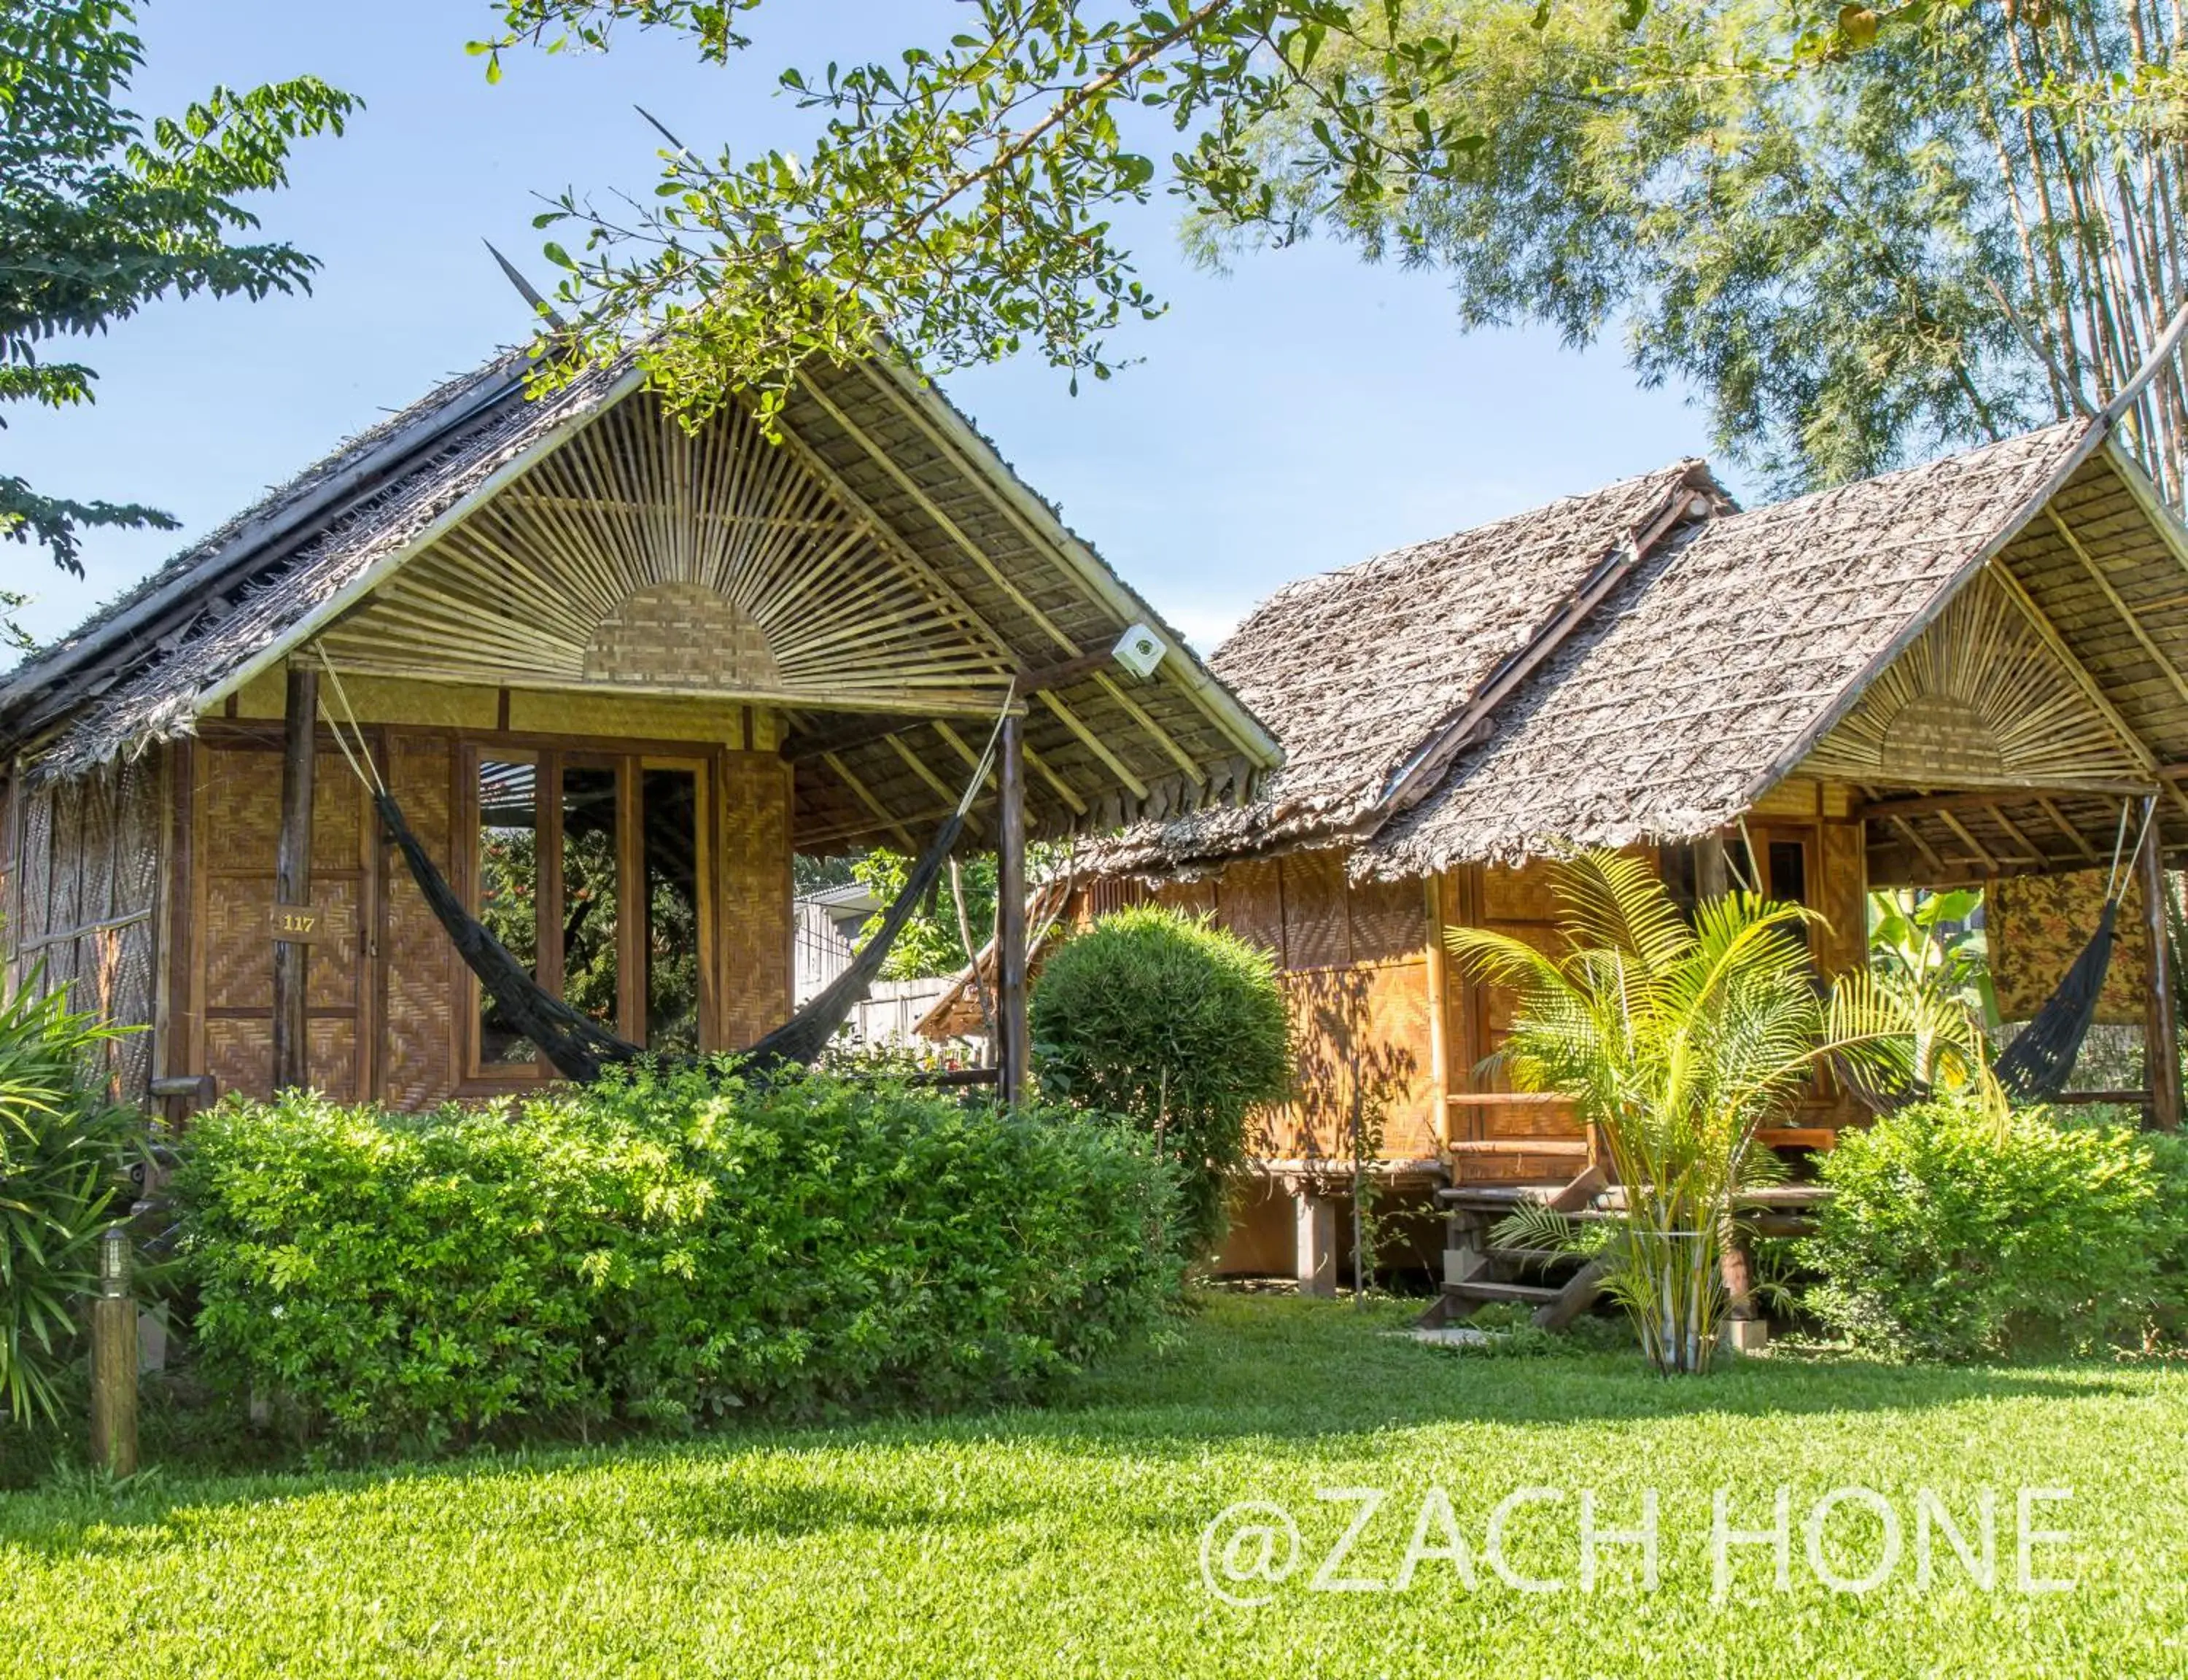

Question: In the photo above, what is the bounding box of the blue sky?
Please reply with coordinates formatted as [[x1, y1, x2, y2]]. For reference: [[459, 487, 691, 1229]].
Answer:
[[5, 0, 1724, 661]]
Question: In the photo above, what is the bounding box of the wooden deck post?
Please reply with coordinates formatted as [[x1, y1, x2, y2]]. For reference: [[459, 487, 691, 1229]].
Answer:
[[2141, 798, 2180, 1130], [271, 663, 318, 1094], [996, 712, 1030, 1105], [89, 1225, 137, 1478], [1295, 1190, 1337, 1298], [1695, 833, 1731, 901]]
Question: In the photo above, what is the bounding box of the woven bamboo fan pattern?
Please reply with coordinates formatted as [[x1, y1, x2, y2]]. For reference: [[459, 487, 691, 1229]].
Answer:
[[1801, 567, 2145, 788], [318, 391, 1015, 709]]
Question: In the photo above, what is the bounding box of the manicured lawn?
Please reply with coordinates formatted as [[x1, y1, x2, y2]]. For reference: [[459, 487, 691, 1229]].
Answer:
[[4, 1294, 2185, 1676]]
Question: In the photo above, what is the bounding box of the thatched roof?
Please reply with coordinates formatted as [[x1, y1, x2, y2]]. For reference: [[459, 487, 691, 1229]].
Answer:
[[1, 351, 597, 774], [1362, 421, 2090, 875], [1091, 413, 2188, 883], [1090, 459, 1728, 874], [0, 347, 1279, 851]]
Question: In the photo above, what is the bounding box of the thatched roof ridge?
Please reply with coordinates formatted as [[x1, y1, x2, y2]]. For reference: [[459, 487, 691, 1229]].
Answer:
[[1090, 459, 1727, 875], [1357, 419, 2090, 876]]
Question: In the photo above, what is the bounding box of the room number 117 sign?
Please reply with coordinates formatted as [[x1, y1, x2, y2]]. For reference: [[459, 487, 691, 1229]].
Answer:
[[271, 903, 352, 946]]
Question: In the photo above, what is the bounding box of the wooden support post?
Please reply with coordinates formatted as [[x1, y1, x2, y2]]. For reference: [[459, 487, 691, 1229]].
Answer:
[[271, 664, 318, 1094], [1695, 834, 1731, 901], [89, 1226, 137, 1478], [996, 713, 1030, 1105], [2141, 798, 2181, 1131], [1295, 1191, 1337, 1298], [1422, 874, 1453, 1151]]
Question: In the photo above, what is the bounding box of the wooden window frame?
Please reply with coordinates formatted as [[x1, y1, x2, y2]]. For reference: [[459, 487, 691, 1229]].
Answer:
[[458, 740, 715, 1089]]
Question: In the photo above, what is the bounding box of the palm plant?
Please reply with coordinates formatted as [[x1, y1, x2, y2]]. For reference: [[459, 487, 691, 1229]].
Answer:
[[1449, 852, 1990, 1374], [0, 976, 146, 1425]]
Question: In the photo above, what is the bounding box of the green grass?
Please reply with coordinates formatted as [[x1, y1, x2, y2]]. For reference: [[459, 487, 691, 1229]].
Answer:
[[4, 1294, 2186, 1676]]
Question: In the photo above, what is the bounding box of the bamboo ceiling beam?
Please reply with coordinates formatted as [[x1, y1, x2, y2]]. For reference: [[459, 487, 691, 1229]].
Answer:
[[1888, 813, 1949, 875], [2103, 438, 2188, 586], [1093, 672, 1203, 780], [2036, 795, 2105, 863], [2042, 505, 2188, 711], [856, 360, 1079, 612], [1037, 691, 1149, 801], [797, 381, 1081, 658], [934, 717, 1088, 817], [783, 714, 920, 763], [312, 657, 1015, 718], [1017, 643, 1126, 695], [885, 733, 988, 836], [1984, 559, 2188, 824], [1854, 783, 2155, 823], [820, 750, 918, 852], [1934, 808, 2001, 872], [1986, 802, 2050, 865]]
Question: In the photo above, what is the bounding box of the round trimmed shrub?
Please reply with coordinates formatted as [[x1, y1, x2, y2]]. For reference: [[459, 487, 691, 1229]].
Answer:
[[1028, 904, 1292, 1255], [1800, 1099, 2172, 1360]]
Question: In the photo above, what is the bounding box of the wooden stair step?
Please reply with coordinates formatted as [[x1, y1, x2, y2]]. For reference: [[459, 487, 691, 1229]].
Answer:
[[1485, 1245, 1584, 1265], [1446, 1279, 1563, 1304], [1447, 1138, 1591, 1157]]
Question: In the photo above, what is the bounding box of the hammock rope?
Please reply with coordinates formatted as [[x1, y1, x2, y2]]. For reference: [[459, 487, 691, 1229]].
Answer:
[[1994, 796, 2154, 1102], [314, 650, 1012, 1081]]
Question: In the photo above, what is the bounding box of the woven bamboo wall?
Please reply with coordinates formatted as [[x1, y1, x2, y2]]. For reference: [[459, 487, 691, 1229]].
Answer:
[[1, 755, 166, 1105], [381, 734, 459, 1108], [1175, 849, 1439, 1163], [721, 753, 794, 1049]]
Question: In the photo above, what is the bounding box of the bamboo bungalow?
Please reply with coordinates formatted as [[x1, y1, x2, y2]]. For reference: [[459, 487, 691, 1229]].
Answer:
[[1066, 409, 2188, 1282], [0, 348, 1279, 1116]]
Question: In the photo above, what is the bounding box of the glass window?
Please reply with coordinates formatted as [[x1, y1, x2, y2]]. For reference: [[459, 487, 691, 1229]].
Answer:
[[559, 764, 621, 1030], [476, 758, 541, 1065], [643, 768, 703, 1055]]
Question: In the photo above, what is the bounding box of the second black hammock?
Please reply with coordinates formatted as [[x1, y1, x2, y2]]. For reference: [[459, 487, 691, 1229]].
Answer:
[[1993, 798, 2154, 1103]]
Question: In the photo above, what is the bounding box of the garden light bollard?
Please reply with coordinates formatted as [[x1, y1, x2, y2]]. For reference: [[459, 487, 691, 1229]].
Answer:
[[90, 1222, 139, 1478]]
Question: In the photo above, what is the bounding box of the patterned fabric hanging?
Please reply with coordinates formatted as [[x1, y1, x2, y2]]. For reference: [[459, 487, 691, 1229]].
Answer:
[[1991, 866, 2150, 1025]]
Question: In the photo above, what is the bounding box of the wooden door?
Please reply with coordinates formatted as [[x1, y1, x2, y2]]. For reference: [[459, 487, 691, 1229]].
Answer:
[[193, 732, 375, 1101]]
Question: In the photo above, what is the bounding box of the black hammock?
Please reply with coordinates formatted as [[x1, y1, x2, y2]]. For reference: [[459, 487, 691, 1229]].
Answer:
[[317, 648, 1007, 1084], [374, 786, 972, 1081], [1993, 798, 2152, 1103]]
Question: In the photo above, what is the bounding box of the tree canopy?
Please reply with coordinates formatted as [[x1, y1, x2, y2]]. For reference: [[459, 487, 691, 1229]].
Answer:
[[490, 0, 2188, 502], [1, 1, 354, 582], [1250, 0, 2188, 498], [484, 1, 1486, 430]]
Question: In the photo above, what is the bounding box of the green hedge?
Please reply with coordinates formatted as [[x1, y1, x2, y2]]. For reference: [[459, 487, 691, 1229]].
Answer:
[[174, 1066, 1181, 1450], [1800, 1100, 2184, 1360]]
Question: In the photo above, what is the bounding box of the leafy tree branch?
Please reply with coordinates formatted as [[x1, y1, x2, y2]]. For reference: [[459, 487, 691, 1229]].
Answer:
[[1, 0, 355, 592]]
